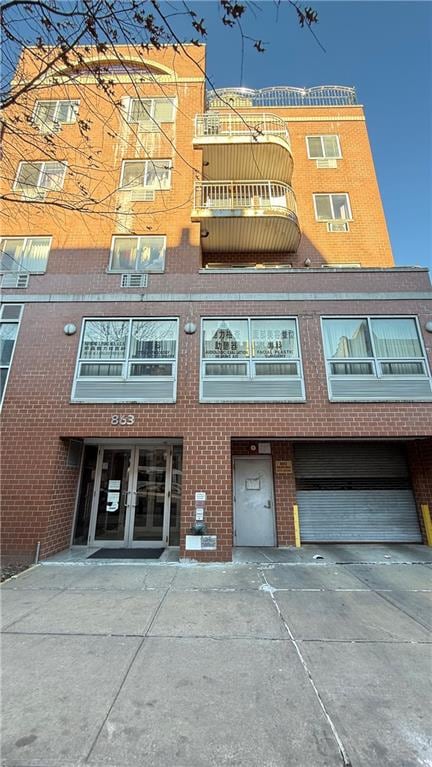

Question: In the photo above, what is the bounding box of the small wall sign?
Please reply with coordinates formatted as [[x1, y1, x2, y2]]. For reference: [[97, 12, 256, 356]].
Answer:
[[185, 535, 217, 551], [195, 492, 206, 502], [275, 460, 293, 474]]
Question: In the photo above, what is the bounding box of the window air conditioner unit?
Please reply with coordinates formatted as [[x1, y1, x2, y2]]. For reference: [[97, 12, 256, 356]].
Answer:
[[2, 273, 30, 288], [327, 221, 349, 232], [120, 273, 148, 288], [130, 189, 156, 201], [137, 120, 159, 133], [316, 158, 338, 168]]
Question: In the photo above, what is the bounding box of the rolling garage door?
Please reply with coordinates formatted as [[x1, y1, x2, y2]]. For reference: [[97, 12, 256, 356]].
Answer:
[[295, 443, 422, 543]]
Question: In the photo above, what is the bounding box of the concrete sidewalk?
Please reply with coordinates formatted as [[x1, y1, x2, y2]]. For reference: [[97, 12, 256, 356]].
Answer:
[[1, 545, 432, 767]]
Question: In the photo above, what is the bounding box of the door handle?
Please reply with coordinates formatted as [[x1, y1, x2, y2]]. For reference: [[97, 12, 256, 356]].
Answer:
[[264, 500, 271, 509]]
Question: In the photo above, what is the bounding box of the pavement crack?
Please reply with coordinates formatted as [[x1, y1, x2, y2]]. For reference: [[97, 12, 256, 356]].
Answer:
[[344, 566, 432, 633], [259, 570, 353, 767], [83, 585, 171, 764]]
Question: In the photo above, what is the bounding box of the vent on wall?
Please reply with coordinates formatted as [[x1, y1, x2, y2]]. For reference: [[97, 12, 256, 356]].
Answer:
[[137, 121, 160, 133], [1, 273, 30, 288], [327, 222, 350, 233], [130, 189, 155, 202], [121, 273, 148, 288], [316, 158, 338, 168]]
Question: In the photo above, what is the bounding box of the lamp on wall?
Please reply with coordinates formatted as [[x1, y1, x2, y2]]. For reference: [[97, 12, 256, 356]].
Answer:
[[64, 323, 77, 335]]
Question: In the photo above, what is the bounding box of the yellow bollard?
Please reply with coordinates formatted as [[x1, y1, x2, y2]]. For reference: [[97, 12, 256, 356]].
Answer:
[[293, 504, 301, 548], [420, 504, 432, 547]]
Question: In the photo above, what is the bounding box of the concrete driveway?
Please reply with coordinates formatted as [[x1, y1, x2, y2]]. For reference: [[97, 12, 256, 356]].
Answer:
[[1, 545, 431, 767]]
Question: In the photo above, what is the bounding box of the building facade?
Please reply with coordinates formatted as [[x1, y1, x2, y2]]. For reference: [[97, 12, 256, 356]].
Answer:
[[1, 45, 432, 562]]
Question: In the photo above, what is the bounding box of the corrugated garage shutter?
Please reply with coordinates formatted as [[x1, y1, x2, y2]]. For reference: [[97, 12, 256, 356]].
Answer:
[[294, 443, 422, 543]]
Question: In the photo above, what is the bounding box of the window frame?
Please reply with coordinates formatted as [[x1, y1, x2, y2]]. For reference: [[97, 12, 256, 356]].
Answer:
[[0, 236, 52, 274], [73, 317, 179, 389], [120, 159, 173, 191], [32, 99, 80, 132], [313, 192, 352, 222], [320, 315, 431, 382], [108, 235, 166, 273], [13, 161, 67, 197], [200, 316, 304, 383], [0, 304, 23, 408], [306, 135, 342, 159], [126, 97, 176, 125]]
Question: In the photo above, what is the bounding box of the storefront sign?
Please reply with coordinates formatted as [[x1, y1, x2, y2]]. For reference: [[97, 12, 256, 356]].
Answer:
[[275, 460, 293, 474]]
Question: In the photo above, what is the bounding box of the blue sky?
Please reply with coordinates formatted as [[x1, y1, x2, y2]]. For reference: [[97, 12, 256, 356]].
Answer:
[[182, 1, 431, 267]]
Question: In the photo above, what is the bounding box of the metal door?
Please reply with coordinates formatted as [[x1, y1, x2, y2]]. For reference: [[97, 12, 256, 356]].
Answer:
[[233, 457, 276, 546], [88, 445, 174, 547]]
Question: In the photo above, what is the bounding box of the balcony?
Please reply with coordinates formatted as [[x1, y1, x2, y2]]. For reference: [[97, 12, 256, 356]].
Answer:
[[193, 113, 293, 183], [192, 181, 301, 253]]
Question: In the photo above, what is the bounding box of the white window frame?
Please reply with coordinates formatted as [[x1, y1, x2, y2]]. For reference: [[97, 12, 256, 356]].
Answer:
[[0, 304, 23, 408], [313, 192, 352, 221], [200, 316, 304, 384], [306, 135, 342, 159], [126, 97, 176, 125], [32, 100, 79, 132], [73, 317, 179, 389], [120, 159, 172, 191], [13, 161, 67, 197], [0, 236, 52, 274], [108, 235, 166, 273], [320, 315, 431, 382]]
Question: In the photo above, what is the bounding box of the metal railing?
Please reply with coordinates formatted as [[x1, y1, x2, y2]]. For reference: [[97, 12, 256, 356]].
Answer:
[[194, 112, 290, 146], [193, 180, 298, 218], [207, 85, 357, 108]]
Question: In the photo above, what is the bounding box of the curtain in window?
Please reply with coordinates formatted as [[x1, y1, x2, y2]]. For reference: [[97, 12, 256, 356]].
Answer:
[[323, 319, 372, 358], [308, 137, 324, 157], [23, 238, 50, 271], [371, 318, 422, 358], [40, 162, 65, 191], [34, 102, 57, 130], [322, 136, 339, 157], [130, 99, 152, 122]]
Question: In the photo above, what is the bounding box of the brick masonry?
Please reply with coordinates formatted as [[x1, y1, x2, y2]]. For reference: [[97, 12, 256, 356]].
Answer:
[[1, 45, 432, 561]]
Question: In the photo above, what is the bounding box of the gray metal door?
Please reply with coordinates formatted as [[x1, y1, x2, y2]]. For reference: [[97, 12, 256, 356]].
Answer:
[[295, 443, 422, 543], [233, 458, 276, 546]]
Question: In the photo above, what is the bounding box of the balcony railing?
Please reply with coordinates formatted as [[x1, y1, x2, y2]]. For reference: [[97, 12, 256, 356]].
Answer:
[[207, 85, 357, 109], [194, 180, 297, 219], [194, 112, 290, 146]]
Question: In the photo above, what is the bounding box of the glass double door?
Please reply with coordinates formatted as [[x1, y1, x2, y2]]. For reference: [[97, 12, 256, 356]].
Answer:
[[89, 446, 178, 547]]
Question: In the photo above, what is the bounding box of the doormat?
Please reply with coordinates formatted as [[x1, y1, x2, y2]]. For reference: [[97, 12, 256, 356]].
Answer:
[[88, 548, 164, 560]]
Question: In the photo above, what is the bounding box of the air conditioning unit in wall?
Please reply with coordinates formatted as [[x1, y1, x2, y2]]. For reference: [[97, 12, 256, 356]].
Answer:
[[316, 158, 338, 168], [130, 189, 156, 202], [327, 221, 350, 233], [1, 273, 30, 288], [120, 273, 148, 288]]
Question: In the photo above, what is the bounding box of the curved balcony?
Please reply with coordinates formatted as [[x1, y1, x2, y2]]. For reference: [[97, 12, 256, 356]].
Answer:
[[192, 180, 301, 253], [193, 113, 293, 183]]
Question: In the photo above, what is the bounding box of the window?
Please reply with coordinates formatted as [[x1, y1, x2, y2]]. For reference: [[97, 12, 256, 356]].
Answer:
[[109, 236, 165, 272], [202, 318, 301, 378], [76, 318, 178, 380], [322, 317, 428, 378], [33, 100, 79, 132], [0, 304, 23, 406], [0, 237, 51, 273], [120, 160, 172, 191], [306, 135, 341, 159], [314, 193, 351, 221], [127, 98, 175, 125], [13, 162, 66, 199]]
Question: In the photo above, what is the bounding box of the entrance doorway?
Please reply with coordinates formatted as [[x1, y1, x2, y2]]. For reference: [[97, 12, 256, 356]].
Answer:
[[233, 457, 276, 546], [74, 444, 182, 548]]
